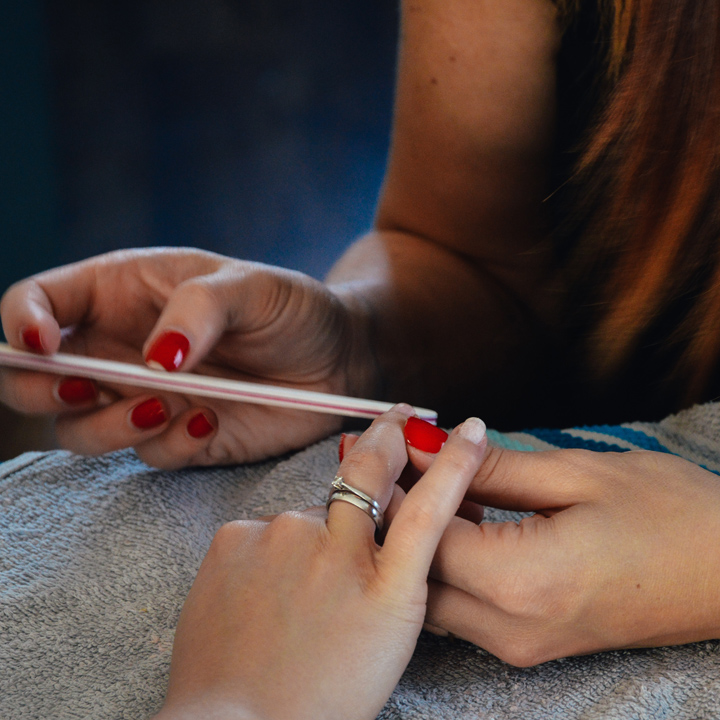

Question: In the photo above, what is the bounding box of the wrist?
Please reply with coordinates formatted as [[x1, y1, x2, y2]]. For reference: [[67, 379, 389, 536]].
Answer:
[[327, 282, 384, 402]]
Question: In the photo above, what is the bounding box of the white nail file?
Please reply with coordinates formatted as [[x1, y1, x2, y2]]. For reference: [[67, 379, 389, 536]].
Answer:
[[0, 342, 437, 422]]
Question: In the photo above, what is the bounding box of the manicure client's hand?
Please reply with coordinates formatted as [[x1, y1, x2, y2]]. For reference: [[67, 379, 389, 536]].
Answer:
[[153, 406, 488, 720]]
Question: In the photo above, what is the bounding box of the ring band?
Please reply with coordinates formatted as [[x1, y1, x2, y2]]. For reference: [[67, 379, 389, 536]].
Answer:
[[326, 476, 384, 531]]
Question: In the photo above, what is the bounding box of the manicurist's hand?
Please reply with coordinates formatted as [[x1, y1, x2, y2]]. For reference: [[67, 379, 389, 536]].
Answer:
[[153, 405, 487, 720], [0, 248, 377, 467], [403, 423, 720, 666]]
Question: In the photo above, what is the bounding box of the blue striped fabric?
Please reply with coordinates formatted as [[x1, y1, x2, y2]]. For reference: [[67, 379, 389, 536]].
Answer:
[[488, 414, 720, 476], [574, 425, 672, 453], [520, 428, 630, 453]]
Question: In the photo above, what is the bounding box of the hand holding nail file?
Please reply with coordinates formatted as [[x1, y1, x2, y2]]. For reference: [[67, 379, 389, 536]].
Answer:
[[0, 342, 437, 422]]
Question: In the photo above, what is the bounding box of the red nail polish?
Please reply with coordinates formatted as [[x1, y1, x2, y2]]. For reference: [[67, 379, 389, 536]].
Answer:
[[22, 327, 43, 353], [57, 377, 98, 405], [131, 398, 167, 430], [145, 331, 190, 372], [404, 416, 448, 453], [187, 412, 214, 439], [338, 433, 348, 462]]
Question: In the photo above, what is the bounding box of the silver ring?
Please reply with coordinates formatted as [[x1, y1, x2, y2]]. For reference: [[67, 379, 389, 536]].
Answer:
[[326, 476, 384, 531]]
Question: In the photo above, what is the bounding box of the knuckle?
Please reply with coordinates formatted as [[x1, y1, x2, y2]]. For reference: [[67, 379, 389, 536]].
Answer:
[[229, 266, 294, 328], [625, 448, 673, 473], [474, 446, 507, 489], [557, 448, 636, 495], [489, 571, 556, 622], [395, 494, 439, 532], [175, 278, 224, 319], [269, 510, 303, 528], [200, 434, 241, 466], [263, 511, 325, 553], [496, 636, 551, 668], [491, 583, 535, 619], [342, 421, 407, 478], [209, 520, 250, 556], [559, 448, 604, 478], [340, 451, 391, 486], [267, 510, 312, 538], [437, 446, 480, 478]]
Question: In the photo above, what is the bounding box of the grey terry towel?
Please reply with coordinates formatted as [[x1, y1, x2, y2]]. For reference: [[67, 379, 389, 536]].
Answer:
[[2, 402, 720, 719]]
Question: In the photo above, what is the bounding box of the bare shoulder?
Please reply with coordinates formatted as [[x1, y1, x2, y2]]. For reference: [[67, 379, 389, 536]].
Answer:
[[378, 0, 562, 266]]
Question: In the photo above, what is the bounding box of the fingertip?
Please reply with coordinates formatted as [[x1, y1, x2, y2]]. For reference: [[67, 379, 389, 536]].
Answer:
[[391, 402, 416, 418], [454, 417, 487, 446], [129, 407, 219, 470], [17, 322, 61, 355], [142, 277, 233, 374], [144, 330, 191, 372], [3, 278, 63, 354], [21, 326, 44, 353], [404, 416, 448, 454], [186, 410, 216, 439], [97, 388, 118, 408], [55, 377, 99, 407], [129, 397, 168, 431]]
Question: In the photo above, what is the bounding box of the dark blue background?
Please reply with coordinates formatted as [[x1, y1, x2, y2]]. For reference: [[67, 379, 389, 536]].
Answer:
[[1, 0, 398, 297]]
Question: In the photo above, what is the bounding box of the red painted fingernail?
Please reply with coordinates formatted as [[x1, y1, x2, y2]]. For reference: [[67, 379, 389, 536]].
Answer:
[[22, 327, 44, 353], [131, 398, 167, 430], [338, 433, 348, 462], [57, 377, 98, 405], [404, 416, 448, 453], [145, 331, 190, 372], [187, 412, 214, 439]]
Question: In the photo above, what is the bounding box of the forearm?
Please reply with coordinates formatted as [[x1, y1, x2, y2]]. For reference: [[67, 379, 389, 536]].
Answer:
[[324, 0, 562, 427], [326, 228, 557, 427]]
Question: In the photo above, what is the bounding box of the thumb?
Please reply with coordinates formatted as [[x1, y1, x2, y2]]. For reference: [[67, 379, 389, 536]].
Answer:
[[465, 446, 591, 511]]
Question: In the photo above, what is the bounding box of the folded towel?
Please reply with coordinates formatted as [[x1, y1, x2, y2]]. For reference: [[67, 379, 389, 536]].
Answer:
[[2, 403, 720, 719]]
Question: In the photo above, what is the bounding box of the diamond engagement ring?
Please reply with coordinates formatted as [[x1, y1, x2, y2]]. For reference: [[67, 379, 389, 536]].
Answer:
[[326, 476, 384, 531]]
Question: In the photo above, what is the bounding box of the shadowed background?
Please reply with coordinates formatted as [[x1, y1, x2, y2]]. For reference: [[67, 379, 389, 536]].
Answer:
[[0, 0, 398, 459]]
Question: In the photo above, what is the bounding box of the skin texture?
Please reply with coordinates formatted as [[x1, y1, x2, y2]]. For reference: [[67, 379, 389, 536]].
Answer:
[[400, 443, 720, 666], [152, 407, 488, 720]]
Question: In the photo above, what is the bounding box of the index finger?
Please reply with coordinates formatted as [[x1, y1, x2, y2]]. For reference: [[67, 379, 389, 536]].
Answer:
[[1, 248, 222, 355], [0, 254, 116, 354], [380, 417, 487, 586]]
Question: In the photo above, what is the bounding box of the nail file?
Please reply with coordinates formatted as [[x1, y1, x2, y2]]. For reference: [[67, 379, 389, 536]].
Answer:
[[0, 342, 438, 423]]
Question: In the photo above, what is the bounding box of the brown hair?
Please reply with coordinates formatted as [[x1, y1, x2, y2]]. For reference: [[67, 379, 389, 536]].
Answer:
[[559, 0, 720, 404]]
